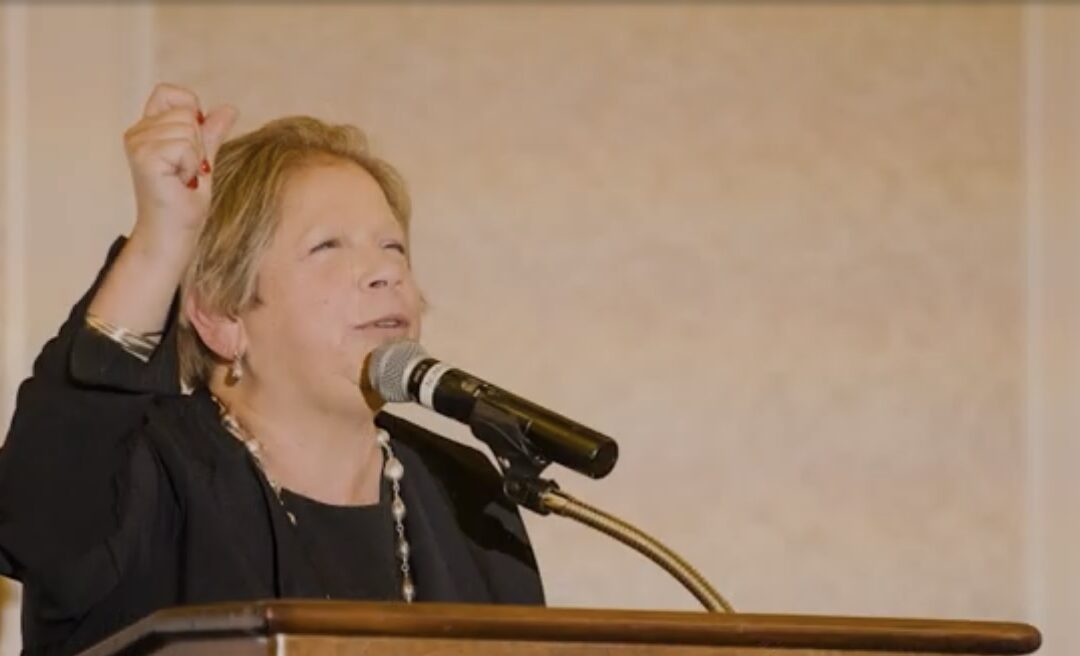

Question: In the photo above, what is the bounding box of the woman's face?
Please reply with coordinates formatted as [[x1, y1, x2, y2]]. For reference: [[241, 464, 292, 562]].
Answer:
[[239, 160, 422, 414]]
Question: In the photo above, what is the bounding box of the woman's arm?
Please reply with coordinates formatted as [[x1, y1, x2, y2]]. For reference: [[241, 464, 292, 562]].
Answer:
[[88, 83, 236, 336], [0, 83, 236, 615]]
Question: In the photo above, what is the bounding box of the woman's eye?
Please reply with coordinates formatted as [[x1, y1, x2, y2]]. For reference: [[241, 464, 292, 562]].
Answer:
[[385, 241, 407, 255], [310, 238, 341, 254]]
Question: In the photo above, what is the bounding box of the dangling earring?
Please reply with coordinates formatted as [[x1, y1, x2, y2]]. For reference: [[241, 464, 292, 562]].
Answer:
[[226, 350, 244, 385]]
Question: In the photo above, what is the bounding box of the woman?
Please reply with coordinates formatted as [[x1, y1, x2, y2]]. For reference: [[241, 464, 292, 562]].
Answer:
[[0, 84, 544, 655]]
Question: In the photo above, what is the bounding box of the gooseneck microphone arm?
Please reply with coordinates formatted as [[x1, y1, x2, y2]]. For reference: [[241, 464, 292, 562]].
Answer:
[[540, 488, 735, 613], [469, 399, 735, 614]]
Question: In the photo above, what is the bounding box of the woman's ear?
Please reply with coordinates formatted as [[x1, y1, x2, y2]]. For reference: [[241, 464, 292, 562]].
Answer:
[[183, 291, 245, 360]]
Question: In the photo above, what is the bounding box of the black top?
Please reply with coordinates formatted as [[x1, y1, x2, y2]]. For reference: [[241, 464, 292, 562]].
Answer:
[[278, 485, 400, 601], [0, 239, 545, 655]]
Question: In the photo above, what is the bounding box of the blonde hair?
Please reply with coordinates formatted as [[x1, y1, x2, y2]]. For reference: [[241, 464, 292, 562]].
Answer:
[[177, 116, 411, 387]]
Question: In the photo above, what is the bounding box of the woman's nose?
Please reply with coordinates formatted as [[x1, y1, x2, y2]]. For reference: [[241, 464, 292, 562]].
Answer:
[[361, 250, 403, 290]]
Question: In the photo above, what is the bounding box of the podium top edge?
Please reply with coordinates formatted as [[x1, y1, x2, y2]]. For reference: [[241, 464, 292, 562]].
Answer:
[[79, 600, 1042, 656]]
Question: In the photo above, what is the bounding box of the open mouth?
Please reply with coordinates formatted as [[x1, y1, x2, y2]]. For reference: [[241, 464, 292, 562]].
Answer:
[[358, 315, 410, 332]]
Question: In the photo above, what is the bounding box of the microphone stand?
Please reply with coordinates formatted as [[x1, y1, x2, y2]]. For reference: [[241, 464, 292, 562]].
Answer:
[[468, 400, 735, 614]]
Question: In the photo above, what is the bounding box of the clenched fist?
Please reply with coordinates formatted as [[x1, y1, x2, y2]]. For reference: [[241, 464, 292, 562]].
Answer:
[[124, 83, 238, 246], [87, 84, 238, 336]]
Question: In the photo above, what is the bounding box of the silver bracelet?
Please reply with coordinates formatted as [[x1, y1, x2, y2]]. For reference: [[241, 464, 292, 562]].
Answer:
[[85, 312, 162, 363]]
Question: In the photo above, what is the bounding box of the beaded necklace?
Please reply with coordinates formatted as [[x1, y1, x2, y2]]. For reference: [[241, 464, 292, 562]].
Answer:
[[212, 397, 415, 602]]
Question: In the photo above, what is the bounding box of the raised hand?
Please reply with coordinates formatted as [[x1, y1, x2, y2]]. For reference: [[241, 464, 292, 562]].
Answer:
[[88, 83, 238, 337], [124, 83, 237, 246]]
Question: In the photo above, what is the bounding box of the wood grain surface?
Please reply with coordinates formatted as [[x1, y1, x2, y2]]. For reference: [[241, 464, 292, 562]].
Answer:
[[79, 601, 1041, 656]]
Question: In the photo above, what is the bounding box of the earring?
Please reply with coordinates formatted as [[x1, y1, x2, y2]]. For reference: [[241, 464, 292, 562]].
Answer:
[[226, 350, 244, 385]]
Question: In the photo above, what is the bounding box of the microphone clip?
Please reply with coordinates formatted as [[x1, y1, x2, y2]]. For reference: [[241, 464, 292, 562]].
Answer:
[[468, 398, 558, 515]]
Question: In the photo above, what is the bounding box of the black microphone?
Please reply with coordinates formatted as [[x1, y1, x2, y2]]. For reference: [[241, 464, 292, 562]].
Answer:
[[368, 340, 618, 478]]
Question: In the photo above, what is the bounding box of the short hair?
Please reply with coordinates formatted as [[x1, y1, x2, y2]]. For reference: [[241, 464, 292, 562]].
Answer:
[[177, 116, 412, 387]]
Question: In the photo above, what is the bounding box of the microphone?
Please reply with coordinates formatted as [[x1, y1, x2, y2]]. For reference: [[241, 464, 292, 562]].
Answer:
[[368, 340, 618, 478]]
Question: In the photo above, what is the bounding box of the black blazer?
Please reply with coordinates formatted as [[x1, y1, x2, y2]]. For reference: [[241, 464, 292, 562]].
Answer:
[[0, 240, 544, 655]]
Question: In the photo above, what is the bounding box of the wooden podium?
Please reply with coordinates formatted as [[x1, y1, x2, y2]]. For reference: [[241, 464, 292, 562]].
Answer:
[[79, 601, 1041, 656]]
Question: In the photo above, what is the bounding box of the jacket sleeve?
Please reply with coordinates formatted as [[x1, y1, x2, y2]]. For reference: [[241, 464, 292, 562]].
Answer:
[[0, 236, 182, 618]]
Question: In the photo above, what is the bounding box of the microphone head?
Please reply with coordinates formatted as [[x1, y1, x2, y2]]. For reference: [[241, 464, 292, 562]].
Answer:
[[369, 339, 430, 403]]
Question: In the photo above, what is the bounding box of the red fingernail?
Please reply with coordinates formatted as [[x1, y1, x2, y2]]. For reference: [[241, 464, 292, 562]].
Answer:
[[200, 159, 211, 174], [196, 110, 206, 125], [186, 176, 199, 190]]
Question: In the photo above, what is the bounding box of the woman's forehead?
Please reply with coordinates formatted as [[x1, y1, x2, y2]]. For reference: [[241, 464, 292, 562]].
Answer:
[[277, 160, 399, 234]]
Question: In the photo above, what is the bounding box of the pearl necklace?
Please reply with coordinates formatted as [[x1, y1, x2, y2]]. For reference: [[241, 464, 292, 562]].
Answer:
[[212, 397, 415, 602]]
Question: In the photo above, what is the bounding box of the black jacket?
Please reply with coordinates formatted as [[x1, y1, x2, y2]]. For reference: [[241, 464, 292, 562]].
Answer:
[[0, 240, 544, 655]]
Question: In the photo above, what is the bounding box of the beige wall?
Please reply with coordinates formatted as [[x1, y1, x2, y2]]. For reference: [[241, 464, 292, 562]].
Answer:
[[1, 3, 1076, 654], [0, 8, 13, 655], [1, 5, 7, 417], [1025, 6, 1080, 655]]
